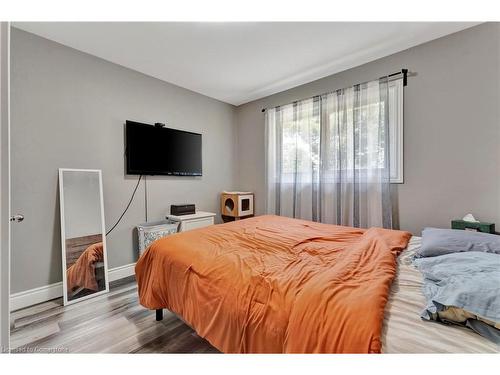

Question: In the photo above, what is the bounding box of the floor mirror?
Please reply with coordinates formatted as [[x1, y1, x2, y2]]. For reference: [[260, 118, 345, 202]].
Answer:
[[59, 168, 109, 305]]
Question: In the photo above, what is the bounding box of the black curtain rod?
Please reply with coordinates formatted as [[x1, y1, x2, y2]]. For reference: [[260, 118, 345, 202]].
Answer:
[[261, 68, 409, 113]]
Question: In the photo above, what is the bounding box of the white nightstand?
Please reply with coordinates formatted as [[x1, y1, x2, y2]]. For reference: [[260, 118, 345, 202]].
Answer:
[[166, 211, 216, 232]]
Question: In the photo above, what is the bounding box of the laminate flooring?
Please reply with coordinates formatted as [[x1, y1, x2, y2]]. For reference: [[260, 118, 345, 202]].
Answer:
[[10, 277, 219, 353]]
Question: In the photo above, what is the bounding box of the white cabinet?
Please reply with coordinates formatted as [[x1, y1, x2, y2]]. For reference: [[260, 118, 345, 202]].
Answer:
[[166, 211, 216, 232]]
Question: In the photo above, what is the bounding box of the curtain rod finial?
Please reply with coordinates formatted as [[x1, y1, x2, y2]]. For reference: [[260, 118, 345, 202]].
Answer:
[[402, 68, 409, 86]]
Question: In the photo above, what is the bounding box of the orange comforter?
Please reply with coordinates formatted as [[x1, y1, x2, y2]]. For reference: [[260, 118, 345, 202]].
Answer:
[[135, 215, 411, 353], [67, 242, 104, 292]]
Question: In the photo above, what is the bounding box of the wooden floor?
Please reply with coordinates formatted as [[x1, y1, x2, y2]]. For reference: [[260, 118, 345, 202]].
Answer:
[[10, 277, 219, 353]]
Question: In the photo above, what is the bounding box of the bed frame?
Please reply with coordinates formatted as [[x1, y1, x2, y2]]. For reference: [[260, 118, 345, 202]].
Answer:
[[156, 309, 163, 321]]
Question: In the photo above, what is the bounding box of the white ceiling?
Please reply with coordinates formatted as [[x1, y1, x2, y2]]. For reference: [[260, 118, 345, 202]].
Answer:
[[14, 22, 478, 106]]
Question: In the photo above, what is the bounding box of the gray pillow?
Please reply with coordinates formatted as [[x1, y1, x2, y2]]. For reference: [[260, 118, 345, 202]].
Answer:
[[417, 227, 500, 257]]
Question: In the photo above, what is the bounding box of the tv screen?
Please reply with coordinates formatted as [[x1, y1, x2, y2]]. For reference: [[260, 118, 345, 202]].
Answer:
[[125, 120, 202, 176]]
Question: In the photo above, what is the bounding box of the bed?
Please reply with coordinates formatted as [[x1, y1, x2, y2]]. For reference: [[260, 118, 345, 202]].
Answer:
[[382, 236, 498, 352], [135, 215, 499, 353]]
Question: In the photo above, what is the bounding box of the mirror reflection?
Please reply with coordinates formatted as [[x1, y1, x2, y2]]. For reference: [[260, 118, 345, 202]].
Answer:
[[59, 169, 108, 304]]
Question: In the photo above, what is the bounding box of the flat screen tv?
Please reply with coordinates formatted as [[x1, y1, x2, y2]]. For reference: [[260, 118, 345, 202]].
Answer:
[[125, 120, 202, 176]]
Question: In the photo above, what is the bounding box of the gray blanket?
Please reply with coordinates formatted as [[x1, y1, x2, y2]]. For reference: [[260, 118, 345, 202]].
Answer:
[[414, 251, 500, 344]]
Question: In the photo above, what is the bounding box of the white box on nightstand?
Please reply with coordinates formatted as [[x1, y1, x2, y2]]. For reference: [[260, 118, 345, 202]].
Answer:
[[166, 211, 216, 232]]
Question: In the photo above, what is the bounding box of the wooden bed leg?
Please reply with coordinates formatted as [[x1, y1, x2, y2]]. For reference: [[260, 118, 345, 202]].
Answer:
[[156, 309, 163, 321]]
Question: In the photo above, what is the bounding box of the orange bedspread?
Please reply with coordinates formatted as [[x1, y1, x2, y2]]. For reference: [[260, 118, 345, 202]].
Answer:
[[135, 215, 411, 353], [67, 242, 103, 292]]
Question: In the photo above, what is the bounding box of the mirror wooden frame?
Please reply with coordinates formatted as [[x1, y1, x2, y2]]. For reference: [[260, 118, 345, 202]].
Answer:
[[58, 168, 109, 306]]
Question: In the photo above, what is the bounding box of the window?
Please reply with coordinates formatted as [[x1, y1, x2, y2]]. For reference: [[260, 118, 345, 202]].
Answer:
[[266, 78, 402, 227], [269, 79, 404, 184]]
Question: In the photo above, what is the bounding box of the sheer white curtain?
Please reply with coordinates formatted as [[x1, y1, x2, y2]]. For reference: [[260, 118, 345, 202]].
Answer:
[[266, 78, 392, 229]]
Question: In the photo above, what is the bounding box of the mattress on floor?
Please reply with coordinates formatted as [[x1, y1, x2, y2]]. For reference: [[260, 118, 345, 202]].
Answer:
[[381, 236, 499, 353]]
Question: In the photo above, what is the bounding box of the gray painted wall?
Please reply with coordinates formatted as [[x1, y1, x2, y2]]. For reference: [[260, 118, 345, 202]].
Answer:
[[10, 28, 237, 293], [235, 23, 500, 235]]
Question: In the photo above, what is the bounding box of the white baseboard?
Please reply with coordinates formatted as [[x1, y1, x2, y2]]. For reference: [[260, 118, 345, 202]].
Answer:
[[108, 263, 136, 282], [10, 262, 136, 311], [10, 282, 64, 312]]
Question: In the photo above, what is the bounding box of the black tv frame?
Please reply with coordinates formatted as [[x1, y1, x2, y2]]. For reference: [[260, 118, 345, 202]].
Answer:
[[125, 120, 202, 176]]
